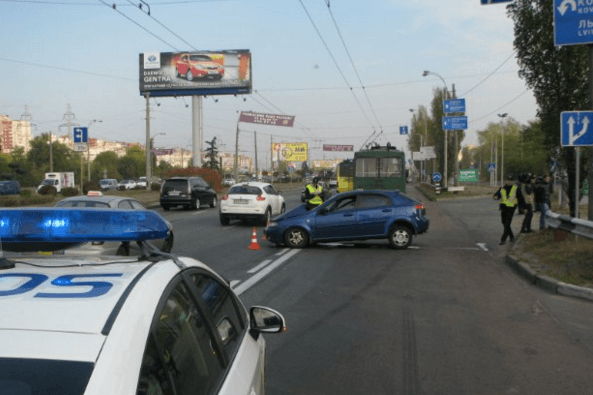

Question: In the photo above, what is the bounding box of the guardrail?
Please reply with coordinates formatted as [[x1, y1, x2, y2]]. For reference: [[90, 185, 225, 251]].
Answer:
[[546, 210, 593, 239]]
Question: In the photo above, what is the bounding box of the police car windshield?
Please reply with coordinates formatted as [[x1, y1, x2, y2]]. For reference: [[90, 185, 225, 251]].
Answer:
[[0, 358, 93, 395]]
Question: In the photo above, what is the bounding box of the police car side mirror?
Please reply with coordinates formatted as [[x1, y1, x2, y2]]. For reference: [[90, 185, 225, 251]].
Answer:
[[250, 306, 286, 335]]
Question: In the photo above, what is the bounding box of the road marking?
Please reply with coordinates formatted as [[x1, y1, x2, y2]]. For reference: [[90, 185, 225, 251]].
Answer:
[[235, 249, 301, 295], [477, 243, 489, 251], [275, 249, 289, 256], [193, 211, 207, 216], [248, 259, 272, 274], [443, 247, 482, 251]]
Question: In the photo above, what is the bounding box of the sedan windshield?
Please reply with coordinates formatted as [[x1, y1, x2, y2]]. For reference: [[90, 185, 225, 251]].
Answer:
[[229, 186, 261, 195], [0, 358, 93, 395]]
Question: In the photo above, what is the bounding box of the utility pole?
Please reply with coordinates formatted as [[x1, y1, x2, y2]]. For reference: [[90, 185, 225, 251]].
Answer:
[[145, 93, 151, 190], [254, 131, 258, 178], [452, 84, 459, 186]]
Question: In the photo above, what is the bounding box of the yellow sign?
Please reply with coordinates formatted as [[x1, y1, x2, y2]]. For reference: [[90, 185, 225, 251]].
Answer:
[[272, 142, 308, 162]]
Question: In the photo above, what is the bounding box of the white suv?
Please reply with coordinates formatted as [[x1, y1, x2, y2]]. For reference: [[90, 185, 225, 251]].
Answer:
[[219, 182, 286, 225]]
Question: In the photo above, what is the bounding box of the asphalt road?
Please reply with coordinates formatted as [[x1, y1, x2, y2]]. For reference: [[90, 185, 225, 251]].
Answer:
[[156, 185, 593, 394]]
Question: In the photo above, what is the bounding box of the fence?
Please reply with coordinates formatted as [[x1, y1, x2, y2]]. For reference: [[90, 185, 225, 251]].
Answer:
[[546, 211, 593, 239]]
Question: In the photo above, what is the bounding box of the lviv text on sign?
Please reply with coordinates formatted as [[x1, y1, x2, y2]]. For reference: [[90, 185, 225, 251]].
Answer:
[[239, 111, 295, 127]]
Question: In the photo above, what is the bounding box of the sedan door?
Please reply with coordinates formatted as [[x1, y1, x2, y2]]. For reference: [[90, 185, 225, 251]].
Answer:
[[354, 194, 394, 237], [313, 195, 359, 240]]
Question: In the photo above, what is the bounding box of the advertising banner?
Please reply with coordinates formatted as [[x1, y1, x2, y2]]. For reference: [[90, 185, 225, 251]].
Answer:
[[240, 111, 295, 127], [323, 144, 353, 151], [139, 50, 251, 97], [458, 169, 479, 182], [272, 143, 308, 162], [151, 149, 175, 155]]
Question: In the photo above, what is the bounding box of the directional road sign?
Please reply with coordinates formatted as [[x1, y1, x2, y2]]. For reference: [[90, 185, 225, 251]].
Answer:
[[432, 172, 442, 183], [487, 163, 496, 172], [561, 111, 593, 146], [400, 126, 409, 135], [443, 99, 466, 114], [73, 127, 88, 143], [480, 0, 513, 4], [442, 116, 468, 130], [554, 0, 593, 46]]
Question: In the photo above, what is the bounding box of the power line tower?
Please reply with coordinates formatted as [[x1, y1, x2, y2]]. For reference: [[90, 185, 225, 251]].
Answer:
[[20, 106, 32, 122], [62, 104, 77, 138]]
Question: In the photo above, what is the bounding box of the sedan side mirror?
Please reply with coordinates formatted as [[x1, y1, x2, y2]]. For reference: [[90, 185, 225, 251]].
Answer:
[[250, 306, 286, 335]]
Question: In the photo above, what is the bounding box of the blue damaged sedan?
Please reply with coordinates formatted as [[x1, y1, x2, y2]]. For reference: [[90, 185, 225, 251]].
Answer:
[[264, 190, 429, 249]]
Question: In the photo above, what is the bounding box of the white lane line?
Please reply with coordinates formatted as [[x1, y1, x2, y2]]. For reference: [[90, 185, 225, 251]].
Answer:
[[193, 210, 207, 216], [235, 249, 301, 296], [275, 249, 289, 256], [247, 259, 272, 274], [443, 247, 482, 251], [477, 243, 489, 251]]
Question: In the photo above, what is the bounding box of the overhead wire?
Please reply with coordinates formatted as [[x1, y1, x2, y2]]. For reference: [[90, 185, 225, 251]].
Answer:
[[460, 51, 518, 97]]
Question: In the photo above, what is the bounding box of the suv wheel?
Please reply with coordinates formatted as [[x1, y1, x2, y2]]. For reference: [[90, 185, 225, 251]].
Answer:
[[162, 205, 170, 211], [192, 197, 200, 210], [210, 196, 217, 208]]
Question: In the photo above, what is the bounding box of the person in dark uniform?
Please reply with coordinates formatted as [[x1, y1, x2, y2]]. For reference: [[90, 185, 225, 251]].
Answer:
[[304, 176, 326, 210], [493, 174, 525, 245]]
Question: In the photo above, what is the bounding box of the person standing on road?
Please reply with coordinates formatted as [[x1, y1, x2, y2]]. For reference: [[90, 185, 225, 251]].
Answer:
[[535, 175, 550, 231], [304, 176, 326, 210], [520, 175, 536, 233], [493, 174, 525, 245]]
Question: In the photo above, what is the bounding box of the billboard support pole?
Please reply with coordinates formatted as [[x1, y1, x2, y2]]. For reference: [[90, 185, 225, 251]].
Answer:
[[192, 95, 201, 168], [234, 120, 239, 182], [145, 93, 152, 190], [254, 131, 258, 178]]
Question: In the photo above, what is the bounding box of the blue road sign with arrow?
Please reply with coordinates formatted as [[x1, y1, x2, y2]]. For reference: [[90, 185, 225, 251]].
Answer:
[[554, 0, 593, 46], [73, 127, 88, 143], [443, 99, 465, 113], [442, 116, 468, 130], [432, 172, 442, 183], [561, 111, 593, 146]]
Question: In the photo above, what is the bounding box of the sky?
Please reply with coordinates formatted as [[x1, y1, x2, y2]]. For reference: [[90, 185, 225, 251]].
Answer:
[[0, 0, 538, 170]]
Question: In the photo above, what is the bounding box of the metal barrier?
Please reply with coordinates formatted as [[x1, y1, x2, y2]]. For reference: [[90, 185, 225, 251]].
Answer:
[[546, 210, 593, 239]]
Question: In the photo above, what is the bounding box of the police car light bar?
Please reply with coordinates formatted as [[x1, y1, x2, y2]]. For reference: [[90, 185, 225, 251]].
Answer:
[[0, 208, 170, 252]]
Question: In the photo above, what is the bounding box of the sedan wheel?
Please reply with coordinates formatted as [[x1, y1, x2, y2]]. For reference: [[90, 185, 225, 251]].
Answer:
[[284, 227, 308, 248], [389, 225, 412, 249], [193, 197, 200, 210], [210, 196, 217, 208]]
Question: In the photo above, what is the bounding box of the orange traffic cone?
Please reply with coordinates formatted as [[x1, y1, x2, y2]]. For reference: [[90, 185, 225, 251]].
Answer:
[[262, 219, 270, 240], [248, 227, 261, 250]]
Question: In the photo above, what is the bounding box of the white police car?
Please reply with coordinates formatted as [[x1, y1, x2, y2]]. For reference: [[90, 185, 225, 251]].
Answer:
[[0, 208, 285, 395]]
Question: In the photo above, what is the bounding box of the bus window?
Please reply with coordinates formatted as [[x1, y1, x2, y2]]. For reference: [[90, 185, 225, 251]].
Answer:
[[380, 158, 403, 178]]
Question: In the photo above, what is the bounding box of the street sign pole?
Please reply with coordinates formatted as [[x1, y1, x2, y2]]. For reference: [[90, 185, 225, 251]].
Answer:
[[589, 45, 593, 219]]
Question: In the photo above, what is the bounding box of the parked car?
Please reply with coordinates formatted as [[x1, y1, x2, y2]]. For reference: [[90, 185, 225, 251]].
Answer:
[[264, 190, 429, 249], [0, 207, 285, 395], [0, 180, 20, 195], [99, 178, 118, 191], [160, 176, 217, 211], [136, 177, 147, 189], [55, 192, 174, 253], [175, 53, 224, 81], [118, 179, 137, 190], [219, 182, 286, 226], [223, 178, 235, 187]]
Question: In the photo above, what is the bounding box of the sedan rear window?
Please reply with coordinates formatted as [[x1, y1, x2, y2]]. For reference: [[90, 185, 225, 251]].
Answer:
[[229, 186, 262, 195], [0, 358, 93, 395]]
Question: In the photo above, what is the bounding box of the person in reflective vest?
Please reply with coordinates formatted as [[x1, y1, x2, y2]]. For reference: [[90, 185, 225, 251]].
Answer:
[[493, 174, 525, 245], [305, 177, 326, 210]]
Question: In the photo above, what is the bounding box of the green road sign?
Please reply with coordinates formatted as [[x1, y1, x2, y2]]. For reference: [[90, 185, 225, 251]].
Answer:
[[459, 169, 478, 182]]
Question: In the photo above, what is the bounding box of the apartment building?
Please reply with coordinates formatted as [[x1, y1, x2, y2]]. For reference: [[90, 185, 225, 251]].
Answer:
[[0, 116, 31, 154]]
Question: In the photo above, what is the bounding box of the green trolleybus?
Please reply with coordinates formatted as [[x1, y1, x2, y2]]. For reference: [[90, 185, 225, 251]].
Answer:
[[353, 144, 406, 193]]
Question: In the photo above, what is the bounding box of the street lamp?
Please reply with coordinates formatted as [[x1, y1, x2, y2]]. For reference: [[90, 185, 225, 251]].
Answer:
[[87, 119, 102, 181], [423, 70, 450, 187], [498, 113, 508, 186]]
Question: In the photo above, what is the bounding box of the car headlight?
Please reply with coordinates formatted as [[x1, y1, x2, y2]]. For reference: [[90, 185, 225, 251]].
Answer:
[[267, 222, 278, 228]]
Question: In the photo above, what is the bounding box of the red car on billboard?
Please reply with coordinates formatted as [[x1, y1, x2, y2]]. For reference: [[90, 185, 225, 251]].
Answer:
[[174, 53, 224, 81]]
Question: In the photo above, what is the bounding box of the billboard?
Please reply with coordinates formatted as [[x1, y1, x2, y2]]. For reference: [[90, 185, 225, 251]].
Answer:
[[139, 50, 252, 97], [239, 111, 295, 127], [323, 144, 353, 151], [272, 143, 308, 162]]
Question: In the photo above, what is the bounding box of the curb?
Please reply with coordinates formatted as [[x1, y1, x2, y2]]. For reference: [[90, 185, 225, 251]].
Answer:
[[506, 237, 593, 303]]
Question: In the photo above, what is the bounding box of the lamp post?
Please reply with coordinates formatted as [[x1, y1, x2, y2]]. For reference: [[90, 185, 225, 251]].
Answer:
[[87, 119, 102, 181], [498, 113, 508, 186], [423, 70, 450, 187]]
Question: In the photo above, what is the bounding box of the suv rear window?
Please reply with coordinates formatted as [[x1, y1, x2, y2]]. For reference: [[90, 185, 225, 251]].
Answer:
[[229, 186, 262, 195], [162, 180, 189, 190]]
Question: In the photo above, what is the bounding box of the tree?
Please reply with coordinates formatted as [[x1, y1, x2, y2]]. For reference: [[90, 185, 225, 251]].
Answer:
[[204, 137, 220, 170], [507, 0, 590, 217], [117, 146, 145, 179], [92, 151, 121, 180]]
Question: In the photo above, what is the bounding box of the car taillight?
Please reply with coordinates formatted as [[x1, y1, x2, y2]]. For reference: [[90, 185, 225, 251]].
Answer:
[[221, 195, 229, 201], [415, 204, 425, 210], [256, 195, 266, 201]]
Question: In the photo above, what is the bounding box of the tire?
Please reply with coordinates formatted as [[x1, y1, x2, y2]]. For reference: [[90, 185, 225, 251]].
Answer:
[[192, 197, 200, 210], [187, 70, 194, 81], [162, 232, 174, 253], [389, 225, 412, 249], [261, 208, 271, 226], [210, 196, 217, 208], [280, 204, 286, 214], [162, 205, 170, 211], [284, 227, 308, 248], [220, 214, 230, 226]]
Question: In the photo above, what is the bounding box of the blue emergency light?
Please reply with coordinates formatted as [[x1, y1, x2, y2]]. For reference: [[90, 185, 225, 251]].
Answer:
[[0, 208, 170, 252]]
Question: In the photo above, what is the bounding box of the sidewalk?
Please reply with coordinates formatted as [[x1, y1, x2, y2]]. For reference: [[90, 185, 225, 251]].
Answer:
[[506, 235, 593, 302]]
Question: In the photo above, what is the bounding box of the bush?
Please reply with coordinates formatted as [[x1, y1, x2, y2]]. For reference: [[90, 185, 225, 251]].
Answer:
[[61, 187, 79, 197], [38, 185, 57, 196]]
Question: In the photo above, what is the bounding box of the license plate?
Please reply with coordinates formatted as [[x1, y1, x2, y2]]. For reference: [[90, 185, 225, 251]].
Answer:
[[168, 191, 180, 196], [208, 70, 218, 75], [234, 199, 248, 204]]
